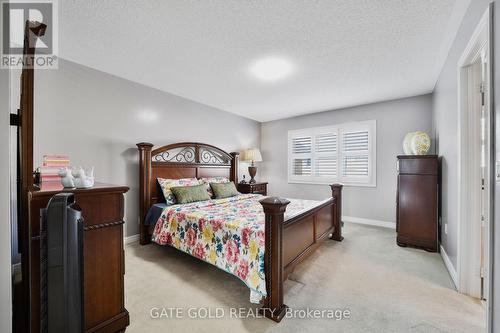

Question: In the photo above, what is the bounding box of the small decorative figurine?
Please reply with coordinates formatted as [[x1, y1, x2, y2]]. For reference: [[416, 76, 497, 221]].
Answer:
[[72, 166, 95, 188], [410, 131, 431, 155], [403, 131, 431, 155], [58, 167, 75, 188], [240, 175, 247, 184], [403, 132, 415, 155]]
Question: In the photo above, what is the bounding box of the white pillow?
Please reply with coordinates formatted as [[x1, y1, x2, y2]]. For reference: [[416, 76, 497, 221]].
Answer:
[[157, 178, 201, 205]]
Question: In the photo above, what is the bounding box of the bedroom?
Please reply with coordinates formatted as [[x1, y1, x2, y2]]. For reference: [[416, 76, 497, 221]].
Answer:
[[1, 0, 500, 332]]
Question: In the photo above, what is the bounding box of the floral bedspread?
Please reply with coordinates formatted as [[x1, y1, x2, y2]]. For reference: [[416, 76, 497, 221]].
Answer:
[[151, 194, 325, 302]]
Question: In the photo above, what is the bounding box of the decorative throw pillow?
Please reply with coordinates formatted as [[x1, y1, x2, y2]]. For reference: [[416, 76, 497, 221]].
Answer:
[[157, 178, 200, 205], [171, 184, 211, 204], [210, 181, 240, 199], [200, 176, 230, 197]]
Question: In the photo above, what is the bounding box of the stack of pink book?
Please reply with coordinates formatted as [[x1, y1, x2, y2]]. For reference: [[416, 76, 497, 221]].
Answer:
[[40, 154, 70, 183]]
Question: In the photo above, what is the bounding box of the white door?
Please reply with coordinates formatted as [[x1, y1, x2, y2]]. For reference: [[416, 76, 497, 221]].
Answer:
[[479, 52, 490, 300], [458, 50, 490, 299]]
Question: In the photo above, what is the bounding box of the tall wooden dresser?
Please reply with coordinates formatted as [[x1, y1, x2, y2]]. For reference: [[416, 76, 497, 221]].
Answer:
[[396, 155, 439, 252], [27, 183, 130, 332]]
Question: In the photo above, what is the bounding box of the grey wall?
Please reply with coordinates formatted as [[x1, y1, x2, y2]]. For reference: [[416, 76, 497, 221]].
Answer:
[[33, 59, 261, 237], [0, 68, 12, 333], [432, 0, 491, 271], [260, 94, 433, 224]]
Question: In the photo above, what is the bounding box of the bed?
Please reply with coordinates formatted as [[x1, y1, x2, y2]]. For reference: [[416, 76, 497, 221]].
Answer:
[[137, 142, 343, 322]]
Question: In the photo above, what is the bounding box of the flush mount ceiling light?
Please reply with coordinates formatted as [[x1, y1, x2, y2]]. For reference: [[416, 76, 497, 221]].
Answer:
[[250, 57, 293, 81]]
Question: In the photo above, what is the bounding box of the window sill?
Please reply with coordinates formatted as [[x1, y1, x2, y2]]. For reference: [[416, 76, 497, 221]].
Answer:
[[287, 180, 376, 188]]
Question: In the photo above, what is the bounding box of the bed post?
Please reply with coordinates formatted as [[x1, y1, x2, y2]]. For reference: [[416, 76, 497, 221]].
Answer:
[[137, 142, 154, 245], [230, 152, 239, 184], [330, 184, 344, 241], [259, 197, 290, 322]]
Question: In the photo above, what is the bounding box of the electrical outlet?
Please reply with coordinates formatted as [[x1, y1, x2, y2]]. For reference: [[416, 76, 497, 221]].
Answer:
[[444, 223, 448, 235]]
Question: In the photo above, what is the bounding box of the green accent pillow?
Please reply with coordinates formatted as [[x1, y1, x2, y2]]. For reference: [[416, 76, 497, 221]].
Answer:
[[210, 182, 240, 199], [170, 184, 211, 204]]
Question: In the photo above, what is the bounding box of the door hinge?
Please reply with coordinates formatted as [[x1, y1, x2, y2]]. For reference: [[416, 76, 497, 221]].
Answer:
[[480, 82, 486, 106], [10, 113, 20, 126]]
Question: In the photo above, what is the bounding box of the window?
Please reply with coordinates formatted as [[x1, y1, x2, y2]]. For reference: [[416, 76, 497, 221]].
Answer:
[[288, 120, 376, 186]]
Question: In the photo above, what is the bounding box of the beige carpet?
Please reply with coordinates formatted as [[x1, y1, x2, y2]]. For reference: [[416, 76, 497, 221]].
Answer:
[[124, 223, 485, 333]]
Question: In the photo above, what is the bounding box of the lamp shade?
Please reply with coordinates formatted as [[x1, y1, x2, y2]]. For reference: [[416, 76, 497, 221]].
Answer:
[[241, 148, 263, 162]]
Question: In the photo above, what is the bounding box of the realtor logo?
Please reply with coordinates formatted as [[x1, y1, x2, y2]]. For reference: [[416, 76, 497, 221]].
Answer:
[[1, 0, 58, 69]]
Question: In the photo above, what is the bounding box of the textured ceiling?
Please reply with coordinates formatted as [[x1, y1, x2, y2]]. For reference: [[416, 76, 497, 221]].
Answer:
[[59, 0, 470, 122]]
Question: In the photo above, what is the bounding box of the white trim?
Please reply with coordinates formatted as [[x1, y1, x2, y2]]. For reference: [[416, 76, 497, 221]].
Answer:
[[288, 180, 376, 188], [124, 234, 140, 245], [456, 7, 491, 300], [342, 216, 395, 229], [0, 46, 13, 333], [441, 245, 458, 289]]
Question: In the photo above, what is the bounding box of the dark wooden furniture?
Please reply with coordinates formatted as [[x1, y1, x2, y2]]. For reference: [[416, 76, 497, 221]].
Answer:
[[396, 155, 439, 252], [14, 20, 47, 333], [28, 183, 130, 333], [137, 142, 343, 322], [237, 182, 268, 195]]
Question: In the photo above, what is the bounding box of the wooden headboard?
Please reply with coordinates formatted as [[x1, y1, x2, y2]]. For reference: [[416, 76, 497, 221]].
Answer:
[[136, 142, 239, 244]]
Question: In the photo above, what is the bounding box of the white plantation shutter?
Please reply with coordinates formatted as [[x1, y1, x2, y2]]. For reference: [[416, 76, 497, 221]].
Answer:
[[343, 131, 369, 152], [342, 130, 369, 177], [343, 155, 369, 176], [288, 120, 376, 186], [292, 136, 312, 154], [292, 158, 312, 176], [315, 133, 338, 177], [315, 133, 337, 153], [290, 136, 312, 177], [316, 157, 337, 177]]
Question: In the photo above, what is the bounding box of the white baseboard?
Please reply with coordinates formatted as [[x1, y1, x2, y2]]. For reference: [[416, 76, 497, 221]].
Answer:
[[440, 245, 458, 289], [342, 215, 396, 229], [124, 234, 140, 245]]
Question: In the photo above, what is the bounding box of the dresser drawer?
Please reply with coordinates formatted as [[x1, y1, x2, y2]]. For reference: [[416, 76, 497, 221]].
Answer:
[[75, 192, 124, 227], [251, 184, 267, 193], [237, 182, 267, 195], [398, 157, 438, 175], [29, 190, 125, 235]]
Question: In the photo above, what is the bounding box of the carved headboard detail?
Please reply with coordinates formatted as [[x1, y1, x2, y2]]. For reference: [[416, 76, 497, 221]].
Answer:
[[151, 143, 233, 165], [136, 142, 239, 244]]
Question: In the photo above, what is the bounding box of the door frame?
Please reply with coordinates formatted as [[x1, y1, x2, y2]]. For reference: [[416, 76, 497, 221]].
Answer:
[[457, 6, 492, 300], [0, 46, 13, 333]]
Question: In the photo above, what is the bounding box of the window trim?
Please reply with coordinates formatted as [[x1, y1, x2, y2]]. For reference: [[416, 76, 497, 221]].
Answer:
[[287, 120, 376, 187]]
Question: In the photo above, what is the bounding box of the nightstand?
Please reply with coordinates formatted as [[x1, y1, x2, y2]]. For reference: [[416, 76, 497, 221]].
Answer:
[[237, 182, 268, 195]]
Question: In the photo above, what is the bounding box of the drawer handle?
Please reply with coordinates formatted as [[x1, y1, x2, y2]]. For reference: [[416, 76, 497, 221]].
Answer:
[[84, 220, 125, 231]]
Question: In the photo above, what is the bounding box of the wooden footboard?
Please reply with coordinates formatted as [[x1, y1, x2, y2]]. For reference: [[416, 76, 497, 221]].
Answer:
[[259, 184, 343, 322]]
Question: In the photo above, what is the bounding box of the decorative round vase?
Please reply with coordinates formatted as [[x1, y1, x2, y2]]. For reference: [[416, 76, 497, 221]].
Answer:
[[403, 132, 415, 155], [410, 131, 431, 155]]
